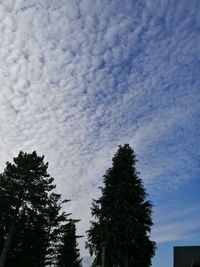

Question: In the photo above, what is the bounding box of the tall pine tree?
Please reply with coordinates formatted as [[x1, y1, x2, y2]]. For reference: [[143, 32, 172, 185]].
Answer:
[[87, 144, 155, 267], [57, 219, 82, 267], [0, 151, 68, 267]]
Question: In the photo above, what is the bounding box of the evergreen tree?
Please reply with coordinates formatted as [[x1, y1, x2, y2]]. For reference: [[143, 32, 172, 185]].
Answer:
[[87, 144, 156, 267], [57, 219, 82, 267], [43, 193, 69, 267], [0, 151, 68, 267]]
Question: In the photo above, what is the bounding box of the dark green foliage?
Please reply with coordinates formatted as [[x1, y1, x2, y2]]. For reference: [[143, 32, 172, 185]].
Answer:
[[0, 151, 69, 267], [57, 219, 82, 267], [87, 144, 156, 267]]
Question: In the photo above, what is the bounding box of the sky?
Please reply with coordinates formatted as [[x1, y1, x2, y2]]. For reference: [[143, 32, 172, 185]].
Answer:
[[0, 0, 199, 266]]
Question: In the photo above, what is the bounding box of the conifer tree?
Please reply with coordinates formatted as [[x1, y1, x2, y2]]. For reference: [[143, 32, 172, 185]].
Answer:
[[57, 219, 82, 267], [87, 144, 155, 267], [0, 151, 68, 267]]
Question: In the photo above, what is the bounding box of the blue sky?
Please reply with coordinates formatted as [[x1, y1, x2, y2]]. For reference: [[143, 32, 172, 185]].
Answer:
[[0, 0, 199, 266]]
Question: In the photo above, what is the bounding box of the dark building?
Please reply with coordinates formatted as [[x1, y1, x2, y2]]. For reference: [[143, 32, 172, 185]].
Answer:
[[174, 246, 200, 267]]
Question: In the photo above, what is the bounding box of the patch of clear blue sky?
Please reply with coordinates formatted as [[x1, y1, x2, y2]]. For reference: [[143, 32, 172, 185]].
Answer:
[[149, 176, 200, 267]]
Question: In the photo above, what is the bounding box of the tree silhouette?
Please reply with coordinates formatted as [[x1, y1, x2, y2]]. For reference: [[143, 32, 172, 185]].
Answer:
[[57, 219, 82, 267], [0, 151, 69, 267], [87, 144, 155, 267]]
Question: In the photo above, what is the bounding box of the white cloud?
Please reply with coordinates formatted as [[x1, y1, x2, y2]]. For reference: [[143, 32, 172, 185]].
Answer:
[[0, 1, 199, 266]]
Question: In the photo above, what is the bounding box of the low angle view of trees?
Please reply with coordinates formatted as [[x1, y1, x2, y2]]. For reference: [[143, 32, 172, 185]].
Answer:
[[0, 145, 155, 267], [87, 144, 155, 267], [0, 0, 198, 266]]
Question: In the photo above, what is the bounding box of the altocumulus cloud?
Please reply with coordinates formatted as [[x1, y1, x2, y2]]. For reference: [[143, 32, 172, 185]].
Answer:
[[0, 0, 200, 265]]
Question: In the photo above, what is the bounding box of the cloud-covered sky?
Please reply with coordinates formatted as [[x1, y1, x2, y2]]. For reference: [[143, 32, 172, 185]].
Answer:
[[0, 1, 199, 266]]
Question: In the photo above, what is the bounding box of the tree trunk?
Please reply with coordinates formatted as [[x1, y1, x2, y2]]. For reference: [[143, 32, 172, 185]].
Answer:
[[0, 217, 16, 267], [102, 245, 106, 267]]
